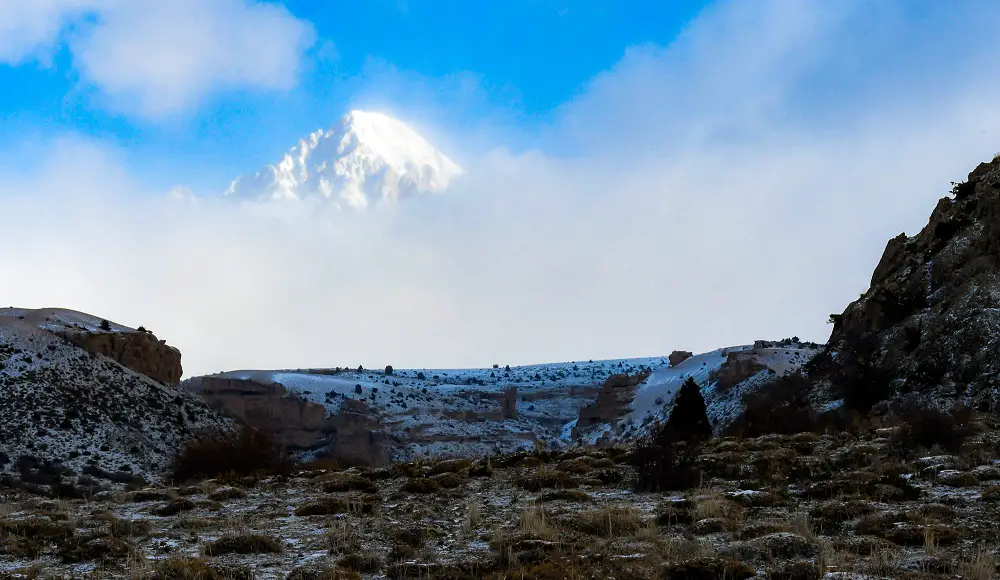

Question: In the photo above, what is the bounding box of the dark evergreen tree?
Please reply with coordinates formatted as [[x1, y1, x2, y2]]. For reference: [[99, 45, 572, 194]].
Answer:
[[631, 377, 712, 492], [663, 377, 712, 443]]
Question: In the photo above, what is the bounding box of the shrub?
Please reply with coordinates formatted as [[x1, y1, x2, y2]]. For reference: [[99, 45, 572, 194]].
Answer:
[[170, 426, 293, 483], [150, 556, 255, 579], [287, 565, 362, 580], [401, 477, 441, 494], [662, 558, 755, 580], [58, 535, 131, 563], [203, 534, 283, 556], [207, 486, 247, 501], [569, 506, 644, 537], [295, 497, 353, 517], [516, 468, 577, 491], [889, 406, 975, 454], [150, 498, 195, 517], [726, 372, 862, 437], [314, 473, 378, 494], [632, 436, 700, 492]]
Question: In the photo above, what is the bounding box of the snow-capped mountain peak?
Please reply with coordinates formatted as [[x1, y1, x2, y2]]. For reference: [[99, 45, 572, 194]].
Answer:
[[225, 110, 463, 209]]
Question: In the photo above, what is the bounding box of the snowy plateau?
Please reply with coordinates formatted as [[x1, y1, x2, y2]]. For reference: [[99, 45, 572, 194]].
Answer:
[[223, 110, 463, 209]]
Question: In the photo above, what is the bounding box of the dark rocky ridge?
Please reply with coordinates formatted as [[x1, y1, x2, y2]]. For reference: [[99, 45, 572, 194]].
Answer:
[[819, 154, 1000, 412]]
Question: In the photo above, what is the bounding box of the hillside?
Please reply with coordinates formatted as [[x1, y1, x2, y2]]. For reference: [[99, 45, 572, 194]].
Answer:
[[180, 340, 821, 465], [0, 308, 231, 494]]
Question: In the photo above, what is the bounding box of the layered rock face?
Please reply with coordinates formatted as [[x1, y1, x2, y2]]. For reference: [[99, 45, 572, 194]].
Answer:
[[824, 156, 1000, 411], [572, 371, 651, 440], [180, 376, 389, 466], [57, 329, 182, 386]]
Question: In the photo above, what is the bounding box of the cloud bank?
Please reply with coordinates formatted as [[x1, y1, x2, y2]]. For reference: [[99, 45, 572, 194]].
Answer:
[[0, 0, 314, 117], [3, 0, 1000, 377]]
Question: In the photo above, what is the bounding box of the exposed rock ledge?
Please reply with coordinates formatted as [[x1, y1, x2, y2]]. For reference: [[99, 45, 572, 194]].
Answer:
[[57, 330, 182, 386], [180, 376, 389, 466]]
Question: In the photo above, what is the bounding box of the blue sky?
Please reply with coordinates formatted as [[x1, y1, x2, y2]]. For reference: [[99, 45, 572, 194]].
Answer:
[[0, 0, 708, 193], [5, 1, 1000, 375]]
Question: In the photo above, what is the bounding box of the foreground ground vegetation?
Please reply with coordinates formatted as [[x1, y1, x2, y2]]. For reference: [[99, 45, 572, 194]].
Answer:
[[1, 406, 999, 579]]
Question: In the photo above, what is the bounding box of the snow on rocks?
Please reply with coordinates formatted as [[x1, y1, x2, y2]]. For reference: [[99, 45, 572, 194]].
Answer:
[[0, 308, 231, 491]]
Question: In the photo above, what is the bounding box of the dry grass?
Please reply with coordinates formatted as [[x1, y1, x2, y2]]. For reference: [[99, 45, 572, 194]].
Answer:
[[314, 473, 378, 494], [3, 424, 1000, 579], [517, 506, 560, 541], [326, 518, 362, 555], [463, 500, 481, 535], [570, 505, 645, 538], [203, 533, 284, 556], [958, 546, 998, 580], [693, 492, 745, 526], [295, 497, 348, 517]]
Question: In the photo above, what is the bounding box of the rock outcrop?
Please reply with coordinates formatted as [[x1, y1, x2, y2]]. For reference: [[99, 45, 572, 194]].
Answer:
[[572, 371, 651, 440], [669, 350, 694, 366], [0, 308, 230, 492], [820, 155, 1000, 412], [710, 351, 768, 391], [57, 330, 182, 386], [180, 376, 389, 466]]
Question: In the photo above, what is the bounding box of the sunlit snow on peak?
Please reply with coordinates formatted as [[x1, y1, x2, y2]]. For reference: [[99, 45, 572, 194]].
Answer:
[[225, 110, 463, 209]]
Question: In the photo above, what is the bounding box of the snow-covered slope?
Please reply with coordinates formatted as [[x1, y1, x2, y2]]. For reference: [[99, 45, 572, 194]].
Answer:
[[573, 341, 823, 445], [0, 308, 231, 490], [183, 340, 821, 462], [224, 110, 463, 209]]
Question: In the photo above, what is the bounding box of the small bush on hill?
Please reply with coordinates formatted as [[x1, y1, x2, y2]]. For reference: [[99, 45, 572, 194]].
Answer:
[[170, 426, 293, 483]]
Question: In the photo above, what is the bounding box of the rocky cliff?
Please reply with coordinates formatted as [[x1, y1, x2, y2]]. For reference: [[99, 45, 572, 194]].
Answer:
[[57, 329, 182, 386], [819, 155, 1000, 412], [180, 376, 388, 466], [0, 308, 230, 493], [0, 307, 182, 385]]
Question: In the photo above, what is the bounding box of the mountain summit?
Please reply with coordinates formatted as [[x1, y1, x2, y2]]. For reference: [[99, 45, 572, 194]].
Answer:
[[224, 110, 463, 209]]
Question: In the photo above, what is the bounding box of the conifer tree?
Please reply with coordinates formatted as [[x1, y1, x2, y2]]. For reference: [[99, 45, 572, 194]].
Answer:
[[663, 377, 712, 442]]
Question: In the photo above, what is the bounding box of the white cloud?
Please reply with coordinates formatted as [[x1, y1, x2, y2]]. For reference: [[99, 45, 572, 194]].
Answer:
[[3, 0, 1000, 377], [0, 0, 96, 64], [0, 0, 314, 117]]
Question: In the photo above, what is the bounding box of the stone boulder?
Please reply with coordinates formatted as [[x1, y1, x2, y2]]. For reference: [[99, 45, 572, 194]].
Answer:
[[669, 350, 694, 367]]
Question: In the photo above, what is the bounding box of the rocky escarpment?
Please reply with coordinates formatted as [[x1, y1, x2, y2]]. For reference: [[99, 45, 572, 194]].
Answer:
[[571, 371, 651, 440], [0, 308, 231, 493], [57, 329, 182, 386], [819, 155, 1000, 412], [180, 376, 389, 466], [0, 307, 182, 385]]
